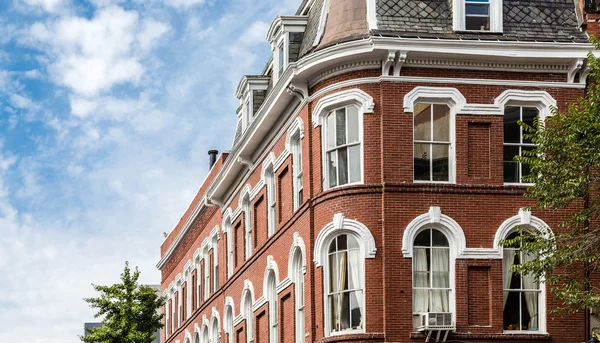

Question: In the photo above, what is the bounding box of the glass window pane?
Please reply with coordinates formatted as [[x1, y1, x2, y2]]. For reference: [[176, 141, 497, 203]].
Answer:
[[330, 294, 339, 331], [329, 253, 338, 292], [521, 146, 535, 179], [432, 271, 450, 288], [336, 109, 347, 146], [522, 108, 538, 133], [338, 147, 348, 186], [347, 234, 359, 250], [413, 289, 429, 313], [347, 106, 359, 144], [349, 291, 363, 329], [432, 144, 449, 181], [348, 145, 361, 183], [504, 107, 520, 143], [466, 3, 489, 15], [413, 271, 429, 287], [432, 105, 450, 142], [430, 289, 450, 312], [340, 292, 350, 330], [503, 291, 520, 329], [504, 146, 519, 183], [414, 230, 431, 247], [431, 249, 449, 275], [328, 151, 337, 188], [465, 16, 490, 30], [523, 292, 539, 330], [432, 230, 449, 247], [337, 235, 348, 250], [347, 251, 361, 290], [414, 104, 431, 141], [329, 237, 337, 253], [327, 113, 336, 149], [414, 143, 431, 181]]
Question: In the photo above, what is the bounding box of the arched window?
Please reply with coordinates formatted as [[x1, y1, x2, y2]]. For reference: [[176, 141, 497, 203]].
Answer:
[[412, 228, 451, 321], [503, 231, 541, 332], [224, 304, 234, 343], [292, 249, 305, 343], [291, 134, 303, 210], [266, 166, 276, 237], [244, 291, 254, 343], [212, 318, 220, 343], [202, 325, 209, 343], [327, 234, 364, 333], [242, 194, 252, 260], [267, 271, 278, 343], [224, 216, 234, 278], [194, 332, 200, 343], [212, 234, 219, 292], [203, 245, 210, 300]]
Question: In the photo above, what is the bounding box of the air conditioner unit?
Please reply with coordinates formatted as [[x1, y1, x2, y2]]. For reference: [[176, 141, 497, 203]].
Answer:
[[417, 312, 455, 331]]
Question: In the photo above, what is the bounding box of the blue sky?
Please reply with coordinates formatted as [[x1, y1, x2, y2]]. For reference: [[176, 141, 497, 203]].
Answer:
[[0, 0, 299, 341]]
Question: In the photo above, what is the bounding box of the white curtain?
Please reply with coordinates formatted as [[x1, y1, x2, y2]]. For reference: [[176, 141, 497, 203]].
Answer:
[[337, 252, 348, 329], [348, 249, 363, 328], [522, 252, 539, 330], [431, 249, 449, 312], [413, 248, 429, 312], [503, 249, 515, 307]]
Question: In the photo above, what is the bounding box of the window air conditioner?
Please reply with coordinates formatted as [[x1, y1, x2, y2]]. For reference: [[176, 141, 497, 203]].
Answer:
[[417, 312, 455, 331]]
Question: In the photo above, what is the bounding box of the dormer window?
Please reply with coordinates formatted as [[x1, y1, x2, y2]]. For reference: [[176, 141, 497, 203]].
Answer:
[[236, 76, 270, 131], [267, 16, 308, 82], [453, 0, 501, 32], [465, 0, 490, 30]]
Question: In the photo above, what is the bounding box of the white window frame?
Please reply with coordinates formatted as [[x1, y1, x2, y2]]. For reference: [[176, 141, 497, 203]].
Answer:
[[211, 315, 220, 343], [495, 90, 556, 186], [212, 235, 219, 293], [503, 106, 538, 185], [293, 251, 305, 343], [222, 213, 234, 279], [453, 0, 502, 32], [314, 214, 377, 337], [267, 271, 278, 343], [292, 134, 303, 210], [244, 291, 254, 343], [266, 167, 276, 237], [224, 300, 235, 343], [323, 105, 364, 190], [494, 209, 551, 334], [244, 97, 252, 130], [243, 194, 252, 260], [203, 245, 210, 300], [404, 88, 462, 185], [411, 227, 455, 327], [412, 103, 454, 184]]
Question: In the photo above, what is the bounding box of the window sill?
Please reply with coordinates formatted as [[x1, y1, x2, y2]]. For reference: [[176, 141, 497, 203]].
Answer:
[[413, 180, 454, 185], [410, 331, 550, 340], [323, 181, 364, 192], [317, 332, 384, 343], [454, 30, 503, 34], [504, 182, 534, 187]]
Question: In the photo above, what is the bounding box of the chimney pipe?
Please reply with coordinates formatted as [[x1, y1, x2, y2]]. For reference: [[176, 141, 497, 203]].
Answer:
[[208, 150, 218, 169]]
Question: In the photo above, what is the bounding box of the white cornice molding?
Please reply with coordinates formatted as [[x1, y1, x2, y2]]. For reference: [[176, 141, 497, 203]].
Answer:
[[262, 255, 280, 299], [312, 88, 375, 127], [285, 117, 305, 152], [403, 86, 467, 113], [309, 60, 381, 87], [267, 15, 309, 43], [288, 232, 307, 281], [405, 58, 571, 73], [494, 208, 553, 250], [314, 213, 377, 267]]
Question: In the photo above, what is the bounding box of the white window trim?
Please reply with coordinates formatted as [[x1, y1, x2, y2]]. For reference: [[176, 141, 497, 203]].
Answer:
[[312, 89, 374, 191], [286, 118, 305, 211], [266, 269, 278, 343], [404, 87, 460, 184], [203, 243, 210, 300], [288, 233, 307, 343], [242, 193, 252, 260], [211, 308, 221, 343], [495, 209, 552, 334], [314, 213, 377, 337], [453, 0, 502, 32], [241, 280, 256, 343], [211, 231, 220, 293], [223, 297, 235, 343], [222, 209, 234, 279], [496, 90, 556, 186]]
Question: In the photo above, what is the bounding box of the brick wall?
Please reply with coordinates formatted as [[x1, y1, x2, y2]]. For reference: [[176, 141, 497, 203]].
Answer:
[[160, 68, 589, 343]]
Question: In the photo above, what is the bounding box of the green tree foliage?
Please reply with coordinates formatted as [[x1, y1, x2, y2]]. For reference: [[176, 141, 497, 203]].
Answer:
[[502, 38, 600, 339], [81, 262, 165, 343]]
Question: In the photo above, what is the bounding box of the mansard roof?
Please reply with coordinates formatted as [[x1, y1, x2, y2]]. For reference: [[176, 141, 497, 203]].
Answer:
[[375, 0, 587, 43]]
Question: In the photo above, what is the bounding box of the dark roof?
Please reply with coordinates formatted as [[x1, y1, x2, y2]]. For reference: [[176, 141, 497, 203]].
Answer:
[[375, 0, 588, 42], [299, 0, 325, 57]]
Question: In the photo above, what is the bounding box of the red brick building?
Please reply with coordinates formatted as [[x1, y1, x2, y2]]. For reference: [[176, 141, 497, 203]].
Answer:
[[158, 0, 599, 342]]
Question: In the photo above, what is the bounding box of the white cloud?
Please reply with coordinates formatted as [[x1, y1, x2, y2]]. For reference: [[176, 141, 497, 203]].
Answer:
[[163, 0, 205, 9], [9, 93, 37, 110], [27, 6, 170, 96], [240, 21, 269, 47], [22, 0, 68, 13]]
